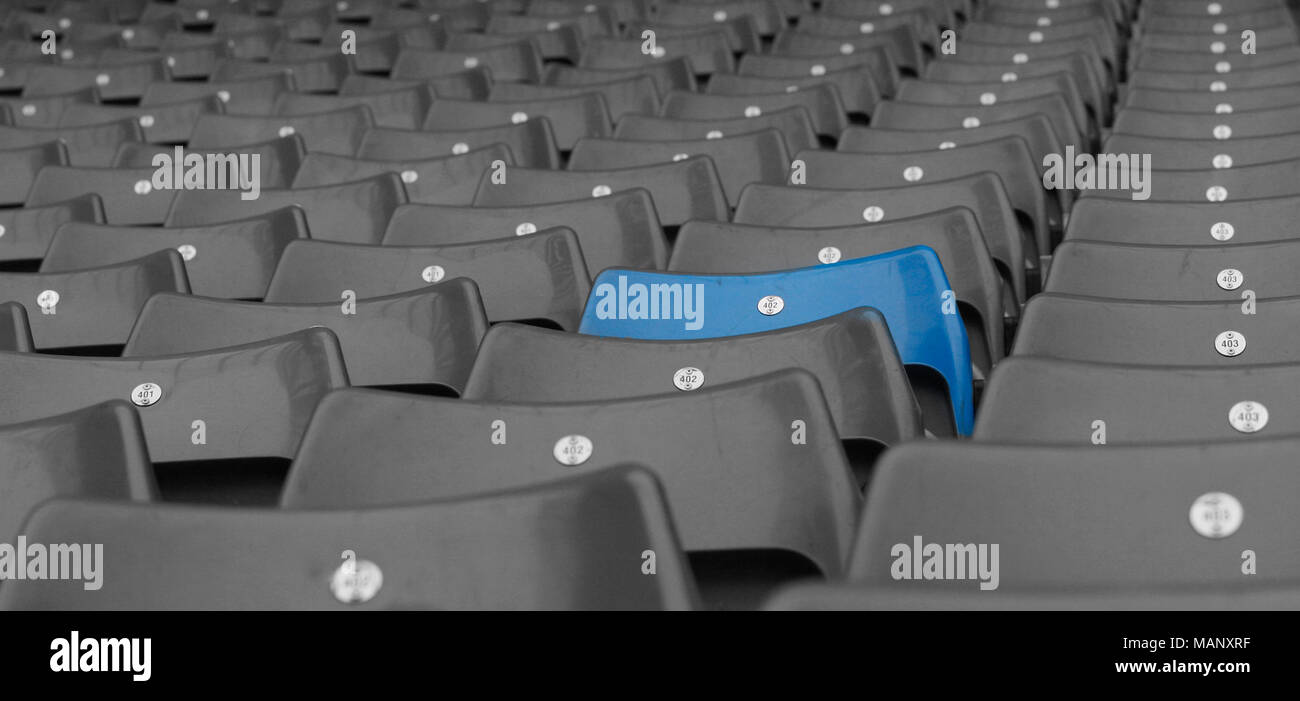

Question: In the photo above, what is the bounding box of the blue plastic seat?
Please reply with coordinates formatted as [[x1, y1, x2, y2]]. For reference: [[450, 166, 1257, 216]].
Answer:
[[577, 246, 973, 435]]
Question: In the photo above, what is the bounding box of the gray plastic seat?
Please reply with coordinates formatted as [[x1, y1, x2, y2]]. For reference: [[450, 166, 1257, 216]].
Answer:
[[707, 67, 878, 118], [282, 370, 859, 604], [1065, 195, 1300, 246], [0, 250, 188, 351], [976, 356, 1300, 444], [123, 281, 488, 393], [765, 584, 1300, 610], [473, 157, 728, 227], [272, 84, 432, 130], [463, 311, 922, 449], [22, 56, 169, 99], [264, 228, 590, 330], [291, 144, 514, 206], [423, 93, 612, 151], [669, 210, 1005, 371], [0, 119, 144, 167], [392, 43, 543, 83], [41, 207, 307, 299], [0, 87, 98, 128], [800, 140, 1050, 259], [58, 96, 225, 144], [1, 301, 33, 352], [1014, 293, 1300, 366], [1045, 239, 1300, 301], [166, 173, 407, 244], [382, 188, 668, 274], [0, 328, 348, 462], [1078, 158, 1300, 203], [0, 401, 156, 545], [338, 67, 493, 101], [661, 84, 848, 139], [1111, 103, 1300, 141], [842, 439, 1300, 593], [1, 465, 697, 610], [489, 75, 659, 123], [871, 94, 1085, 153], [209, 54, 352, 93], [735, 177, 1027, 305], [580, 32, 734, 76], [737, 46, 899, 99], [0, 195, 104, 265], [357, 120, 560, 169], [569, 129, 790, 207], [0, 140, 67, 207], [1101, 131, 1300, 170], [112, 134, 307, 189], [615, 106, 818, 155], [139, 74, 296, 116], [26, 165, 176, 226], [1123, 83, 1300, 114], [545, 56, 697, 94], [188, 105, 373, 156]]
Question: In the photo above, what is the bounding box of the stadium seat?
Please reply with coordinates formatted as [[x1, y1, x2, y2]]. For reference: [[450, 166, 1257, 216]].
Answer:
[[0, 328, 347, 464], [112, 134, 307, 190], [165, 173, 407, 245], [1046, 239, 1300, 301], [188, 105, 373, 157], [0, 87, 98, 128], [843, 439, 1300, 591], [382, 188, 669, 274], [798, 142, 1051, 258], [1065, 196, 1300, 246], [58, 95, 225, 144], [489, 75, 660, 123], [264, 228, 591, 330], [41, 207, 307, 299], [976, 357, 1300, 444], [0, 249, 188, 351], [0, 195, 105, 266], [0, 119, 144, 167], [0, 401, 156, 545], [0, 140, 68, 207], [546, 56, 697, 94], [282, 370, 859, 605], [734, 178, 1027, 306], [473, 158, 729, 228], [668, 210, 1005, 373], [0, 301, 33, 352], [661, 84, 849, 139], [569, 129, 790, 207], [123, 281, 488, 393], [139, 73, 295, 116], [578, 247, 974, 435], [357, 120, 560, 169], [462, 310, 923, 451], [423, 93, 612, 151], [272, 85, 431, 131], [1014, 294, 1300, 365], [615, 107, 819, 155], [2, 466, 698, 610], [291, 144, 514, 206], [392, 43, 543, 84]]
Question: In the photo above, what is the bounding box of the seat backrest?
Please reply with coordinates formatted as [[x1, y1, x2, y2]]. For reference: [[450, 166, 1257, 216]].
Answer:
[[1, 466, 698, 610]]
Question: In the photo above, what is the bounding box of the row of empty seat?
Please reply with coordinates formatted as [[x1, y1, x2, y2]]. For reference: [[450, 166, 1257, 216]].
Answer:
[[1, 0, 1297, 609]]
